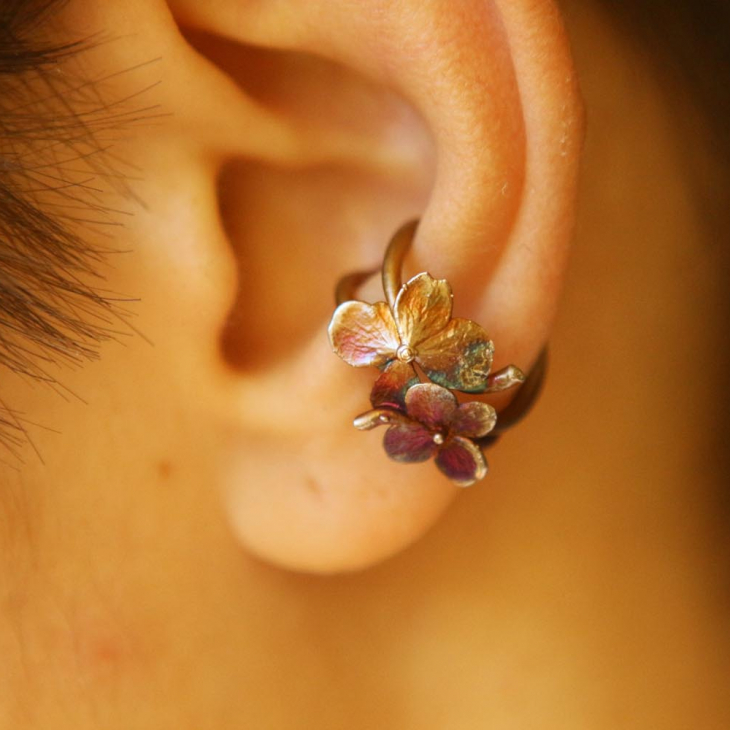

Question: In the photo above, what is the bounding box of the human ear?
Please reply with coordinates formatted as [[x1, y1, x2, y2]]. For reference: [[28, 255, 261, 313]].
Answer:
[[156, 0, 585, 573], [66, 0, 582, 574]]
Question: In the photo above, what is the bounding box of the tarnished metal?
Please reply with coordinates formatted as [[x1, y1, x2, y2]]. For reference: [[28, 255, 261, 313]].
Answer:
[[329, 267, 502, 393], [486, 364, 526, 393], [478, 348, 548, 445], [328, 219, 540, 486], [372, 382, 494, 487], [382, 219, 418, 309], [335, 269, 375, 306]]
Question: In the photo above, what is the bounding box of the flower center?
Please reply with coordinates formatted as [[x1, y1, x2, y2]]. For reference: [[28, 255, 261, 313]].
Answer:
[[432, 432, 445, 445], [396, 344, 416, 363]]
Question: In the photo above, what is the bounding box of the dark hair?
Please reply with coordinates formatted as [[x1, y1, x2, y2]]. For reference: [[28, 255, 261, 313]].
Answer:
[[1, 1, 112, 375], [0, 0, 158, 453]]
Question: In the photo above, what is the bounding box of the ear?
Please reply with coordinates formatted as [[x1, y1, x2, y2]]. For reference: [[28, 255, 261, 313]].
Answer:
[[157, 0, 585, 573]]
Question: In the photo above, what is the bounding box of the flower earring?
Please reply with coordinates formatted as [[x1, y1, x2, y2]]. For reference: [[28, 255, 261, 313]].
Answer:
[[328, 220, 546, 487]]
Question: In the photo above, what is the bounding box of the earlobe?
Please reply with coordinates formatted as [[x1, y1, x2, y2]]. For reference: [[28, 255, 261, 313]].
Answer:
[[167, 0, 584, 573]]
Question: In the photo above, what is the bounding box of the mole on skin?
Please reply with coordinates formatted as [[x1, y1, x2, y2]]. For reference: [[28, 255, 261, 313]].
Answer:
[[157, 460, 173, 479]]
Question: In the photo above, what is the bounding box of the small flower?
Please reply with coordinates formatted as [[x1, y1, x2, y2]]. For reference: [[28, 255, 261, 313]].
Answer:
[[328, 272, 495, 393], [354, 382, 497, 487]]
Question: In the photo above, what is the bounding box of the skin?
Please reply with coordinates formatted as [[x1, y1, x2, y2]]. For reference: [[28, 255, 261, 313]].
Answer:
[[1, 0, 728, 727]]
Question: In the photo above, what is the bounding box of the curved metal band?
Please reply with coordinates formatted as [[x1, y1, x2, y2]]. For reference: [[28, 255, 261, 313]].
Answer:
[[382, 219, 419, 309], [334, 219, 547, 438], [334, 219, 419, 306], [476, 347, 547, 448], [334, 270, 375, 306]]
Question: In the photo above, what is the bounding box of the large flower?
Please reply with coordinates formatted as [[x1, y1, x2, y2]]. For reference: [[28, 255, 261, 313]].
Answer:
[[354, 382, 497, 487], [328, 272, 495, 393]]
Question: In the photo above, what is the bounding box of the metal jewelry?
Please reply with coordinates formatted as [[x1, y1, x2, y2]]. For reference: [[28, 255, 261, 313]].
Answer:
[[327, 219, 545, 487]]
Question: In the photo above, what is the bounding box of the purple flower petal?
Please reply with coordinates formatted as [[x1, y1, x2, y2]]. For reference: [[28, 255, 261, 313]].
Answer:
[[370, 360, 419, 410], [450, 401, 497, 438], [404, 383, 457, 430], [383, 423, 437, 463], [435, 436, 487, 486]]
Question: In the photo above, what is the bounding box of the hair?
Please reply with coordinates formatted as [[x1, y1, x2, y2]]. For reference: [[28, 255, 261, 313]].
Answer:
[[1, 1, 111, 370], [0, 0, 159, 455]]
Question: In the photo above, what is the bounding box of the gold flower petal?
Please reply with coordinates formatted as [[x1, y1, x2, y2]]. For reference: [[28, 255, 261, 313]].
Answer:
[[328, 300, 399, 368], [393, 273, 453, 348], [417, 318, 495, 392]]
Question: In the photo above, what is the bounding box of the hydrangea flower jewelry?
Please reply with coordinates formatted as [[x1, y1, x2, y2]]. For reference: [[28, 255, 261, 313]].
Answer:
[[328, 220, 546, 487]]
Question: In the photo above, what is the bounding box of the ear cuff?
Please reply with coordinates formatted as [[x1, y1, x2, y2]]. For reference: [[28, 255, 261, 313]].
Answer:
[[328, 219, 545, 487]]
